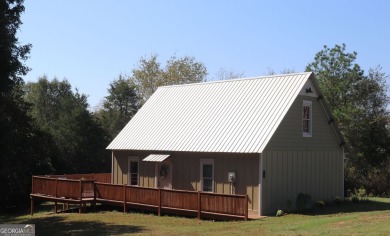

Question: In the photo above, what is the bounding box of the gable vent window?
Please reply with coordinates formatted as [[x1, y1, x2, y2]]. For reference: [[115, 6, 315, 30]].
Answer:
[[302, 100, 312, 137]]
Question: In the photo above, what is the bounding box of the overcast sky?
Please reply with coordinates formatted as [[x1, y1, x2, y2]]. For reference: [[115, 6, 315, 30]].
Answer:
[[19, 1, 390, 109]]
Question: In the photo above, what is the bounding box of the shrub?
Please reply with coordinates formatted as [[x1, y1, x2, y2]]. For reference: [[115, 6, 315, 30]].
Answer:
[[351, 196, 359, 203], [348, 187, 368, 203], [276, 210, 284, 217], [357, 188, 368, 201], [296, 193, 313, 211], [316, 201, 326, 209], [333, 196, 342, 205]]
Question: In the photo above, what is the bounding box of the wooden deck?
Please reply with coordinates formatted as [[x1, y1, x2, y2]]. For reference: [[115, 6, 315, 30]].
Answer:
[[30, 174, 249, 221]]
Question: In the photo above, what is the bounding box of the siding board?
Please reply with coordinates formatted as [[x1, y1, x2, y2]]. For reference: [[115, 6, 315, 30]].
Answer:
[[282, 152, 288, 209], [261, 149, 343, 215], [287, 152, 293, 205]]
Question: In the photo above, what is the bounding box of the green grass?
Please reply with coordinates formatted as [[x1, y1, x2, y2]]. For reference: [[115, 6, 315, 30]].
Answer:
[[1, 198, 390, 235]]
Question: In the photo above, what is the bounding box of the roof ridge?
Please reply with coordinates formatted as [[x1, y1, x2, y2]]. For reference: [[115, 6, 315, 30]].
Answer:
[[160, 72, 312, 89]]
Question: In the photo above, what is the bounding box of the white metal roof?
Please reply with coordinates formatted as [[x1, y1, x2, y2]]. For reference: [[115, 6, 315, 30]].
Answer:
[[143, 154, 170, 162], [107, 72, 313, 153]]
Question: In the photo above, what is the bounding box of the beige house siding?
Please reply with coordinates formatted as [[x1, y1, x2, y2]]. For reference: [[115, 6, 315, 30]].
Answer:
[[112, 150, 156, 187], [265, 95, 341, 150], [261, 95, 344, 215], [172, 152, 259, 212], [112, 151, 127, 185], [112, 151, 260, 212], [261, 150, 343, 215]]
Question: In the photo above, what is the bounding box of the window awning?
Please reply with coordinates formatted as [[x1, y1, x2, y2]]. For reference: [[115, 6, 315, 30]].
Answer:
[[142, 154, 170, 162]]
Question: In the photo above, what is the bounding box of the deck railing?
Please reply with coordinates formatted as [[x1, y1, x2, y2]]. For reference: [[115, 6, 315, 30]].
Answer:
[[95, 182, 124, 202], [126, 186, 160, 206], [161, 189, 198, 211], [44, 173, 111, 183], [31, 174, 248, 220], [32, 176, 96, 199]]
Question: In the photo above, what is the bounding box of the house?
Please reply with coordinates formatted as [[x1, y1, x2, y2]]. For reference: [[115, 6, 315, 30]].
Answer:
[[106, 72, 345, 216]]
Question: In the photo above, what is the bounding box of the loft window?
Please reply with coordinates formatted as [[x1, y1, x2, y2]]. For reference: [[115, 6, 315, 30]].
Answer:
[[201, 159, 214, 192], [302, 100, 312, 137], [128, 157, 139, 185]]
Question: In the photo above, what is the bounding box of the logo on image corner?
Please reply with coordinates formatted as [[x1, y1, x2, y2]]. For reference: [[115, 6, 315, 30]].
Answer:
[[24, 225, 34, 234]]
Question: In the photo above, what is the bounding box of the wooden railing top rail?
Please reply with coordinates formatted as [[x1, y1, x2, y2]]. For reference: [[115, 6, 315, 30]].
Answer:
[[200, 191, 247, 198], [33, 176, 95, 183], [34, 173, 111, 184], [36, 173, 110, 177], [33, 176, 79, 182], [160, 188, 199, 194], [121, 185, 158, 190]]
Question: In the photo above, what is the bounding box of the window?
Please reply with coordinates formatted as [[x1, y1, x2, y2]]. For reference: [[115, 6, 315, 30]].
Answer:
[[128, 157, 139, 185], [302, 100, 312, 137], [201, 159, 214, 192]]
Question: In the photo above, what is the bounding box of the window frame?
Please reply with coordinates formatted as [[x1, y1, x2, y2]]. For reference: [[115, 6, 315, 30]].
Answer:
[[128, 156, 139, 186], [200, 159, 214, 192], [302, 100, 312, 137]]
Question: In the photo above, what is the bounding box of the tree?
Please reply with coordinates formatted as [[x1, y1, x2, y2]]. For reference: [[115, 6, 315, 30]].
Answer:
[[306, 44, 390, 195], [131, 54, 207, 101], [95, 74, 141, 138], [0, 0, 53, 209], [163, 55, 208, 85], [131, 54, 162, 101], [215, 68, 245, 80], [24, 77, 111, 174], [94, 54, 207, 140], [264, 67, 296, 76]]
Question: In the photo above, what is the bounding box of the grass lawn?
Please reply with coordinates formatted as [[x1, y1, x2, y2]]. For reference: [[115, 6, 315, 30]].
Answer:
[[1, 197, 389, 235]]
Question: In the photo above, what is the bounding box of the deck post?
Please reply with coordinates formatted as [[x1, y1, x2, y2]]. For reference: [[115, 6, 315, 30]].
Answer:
[[93, 181, 96, 209], [244, 195, 248, 221], [31, 176, 34, 216], [158, 188, 161, 216], [55, 178, 58, 214], [123, 185, 127, 213], [55, 178, 58, 197], [79, 180, 83, 213], [30, 197, 34, 216], [31, 176, 34, 194], [197, 191, 201, 220]]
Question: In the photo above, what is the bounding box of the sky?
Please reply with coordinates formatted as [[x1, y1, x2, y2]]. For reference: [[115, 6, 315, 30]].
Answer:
[[19, 1, 390, 109]]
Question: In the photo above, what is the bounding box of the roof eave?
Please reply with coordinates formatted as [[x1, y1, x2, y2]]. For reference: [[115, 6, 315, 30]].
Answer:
[[309, 73, 346, 148]]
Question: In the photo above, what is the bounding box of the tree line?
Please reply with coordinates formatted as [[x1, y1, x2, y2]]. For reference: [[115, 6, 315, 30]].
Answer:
[[306, 44, 389, 196], [0, 0, 388, 209]]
